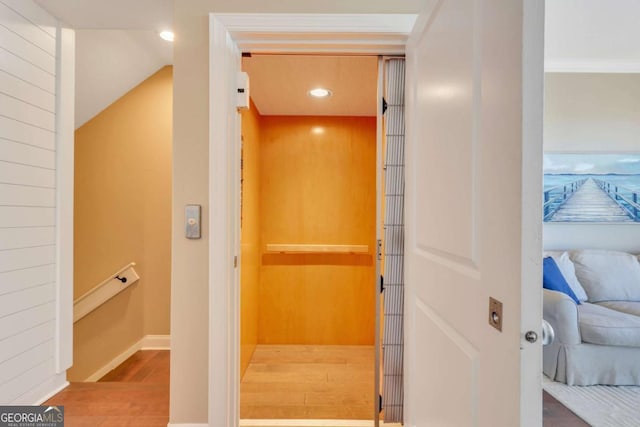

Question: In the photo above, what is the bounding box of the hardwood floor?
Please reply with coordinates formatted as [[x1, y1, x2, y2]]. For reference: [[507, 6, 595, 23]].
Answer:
[[98, 350, 169, 383], [43, 348, 587, 426], [44, 350, 169, 427], [240, 345, 374, 420], [543, 390, 590, 426]]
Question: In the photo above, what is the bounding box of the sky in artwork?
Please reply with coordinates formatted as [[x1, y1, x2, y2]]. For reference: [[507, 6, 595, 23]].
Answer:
[[544, 154, 640, 175]]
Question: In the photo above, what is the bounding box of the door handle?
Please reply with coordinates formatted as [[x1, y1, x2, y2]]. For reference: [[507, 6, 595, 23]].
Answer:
[[542, 320, 555, 345], [524, 321, 555, 345], [525, 331, 538, 343]]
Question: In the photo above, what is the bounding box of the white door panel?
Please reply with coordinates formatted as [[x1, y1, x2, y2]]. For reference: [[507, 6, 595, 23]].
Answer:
[[404, 0, 543, 426]]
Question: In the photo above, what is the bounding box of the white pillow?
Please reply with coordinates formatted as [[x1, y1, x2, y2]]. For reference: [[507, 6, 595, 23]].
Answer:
[[572, 250, 640, 303], [543, 250, 565, 259], [551, 252, 588, 302]]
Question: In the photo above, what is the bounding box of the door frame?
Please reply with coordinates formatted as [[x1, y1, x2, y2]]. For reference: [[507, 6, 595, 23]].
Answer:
[[207, 13, 416, 427], [55, 26, 75, 377]]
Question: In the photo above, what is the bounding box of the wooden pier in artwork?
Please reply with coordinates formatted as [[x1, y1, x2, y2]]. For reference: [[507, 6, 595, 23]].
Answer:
[[544, 177, 640, 222]]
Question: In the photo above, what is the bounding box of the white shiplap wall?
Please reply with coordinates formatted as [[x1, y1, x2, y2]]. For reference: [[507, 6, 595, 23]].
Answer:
[[0, 0, 71, 404]]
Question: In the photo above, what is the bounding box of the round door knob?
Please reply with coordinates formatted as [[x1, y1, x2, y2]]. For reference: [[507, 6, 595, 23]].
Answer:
[[542, 320, 555, 345], [525, 331, 538, 343]]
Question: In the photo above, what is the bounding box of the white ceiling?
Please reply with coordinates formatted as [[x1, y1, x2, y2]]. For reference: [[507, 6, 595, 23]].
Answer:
[[34, 0, 172, 30], [31, 0, 640, 127], [242, 55, 378, 117], [545, 0, 640, 72], [35, 0, 173, 128]]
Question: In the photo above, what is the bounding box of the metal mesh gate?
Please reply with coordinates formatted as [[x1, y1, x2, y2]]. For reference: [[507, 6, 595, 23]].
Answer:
[[381, 58, 406, 423]]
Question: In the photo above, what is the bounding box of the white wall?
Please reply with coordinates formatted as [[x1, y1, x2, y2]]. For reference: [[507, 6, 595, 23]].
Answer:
[[543, 73, 640, 252], [0, 0, 71, 404]]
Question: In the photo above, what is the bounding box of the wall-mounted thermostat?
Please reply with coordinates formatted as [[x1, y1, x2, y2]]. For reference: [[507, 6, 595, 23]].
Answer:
[[185, 204, 201, 239]]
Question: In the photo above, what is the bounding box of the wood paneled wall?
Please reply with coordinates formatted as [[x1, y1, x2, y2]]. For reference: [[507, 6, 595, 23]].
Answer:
[[240, 101, 261, 377], [258, 116, 376, 345], [0, 0, 63, 403]]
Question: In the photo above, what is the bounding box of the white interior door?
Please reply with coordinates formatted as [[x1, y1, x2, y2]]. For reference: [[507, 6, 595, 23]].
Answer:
[[403, 1, 544, 426]]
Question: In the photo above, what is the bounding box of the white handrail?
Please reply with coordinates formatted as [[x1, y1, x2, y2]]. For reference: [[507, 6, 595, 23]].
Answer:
[[73, 262, 140, 322]]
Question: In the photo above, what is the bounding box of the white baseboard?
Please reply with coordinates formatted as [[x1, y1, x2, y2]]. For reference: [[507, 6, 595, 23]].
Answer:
[[9, 372, 68, 405], [167, 424, 208, 427], [34, 377, 69, 404], [141, 334, 171, 349], [84, 334, 170, 382], [84, 340, 142, 382]]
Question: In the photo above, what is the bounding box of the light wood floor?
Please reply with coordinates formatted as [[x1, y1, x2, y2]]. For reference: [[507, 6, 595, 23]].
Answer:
[[240, 345, 375, 420], [42, 348, 587, 426]]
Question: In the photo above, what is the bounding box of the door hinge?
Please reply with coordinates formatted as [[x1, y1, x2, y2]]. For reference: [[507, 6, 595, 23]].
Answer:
[[234, 256, 238, 268], [377, 239, 383, 261], [382, 97, 388, 114], [380, 275, 384, 293], [379, 394, 383, 413]]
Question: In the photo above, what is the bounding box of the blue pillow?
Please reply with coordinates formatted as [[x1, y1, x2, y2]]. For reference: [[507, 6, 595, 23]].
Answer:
[[543, 257, 581, 305]]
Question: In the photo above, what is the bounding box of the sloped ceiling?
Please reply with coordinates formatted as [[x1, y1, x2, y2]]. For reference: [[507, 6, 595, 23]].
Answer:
[[35, 0, 173, 128], [74, 30, 172, 128]]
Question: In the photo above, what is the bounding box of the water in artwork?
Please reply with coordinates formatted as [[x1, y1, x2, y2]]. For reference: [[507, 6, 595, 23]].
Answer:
[[543, 154, 640, 222]]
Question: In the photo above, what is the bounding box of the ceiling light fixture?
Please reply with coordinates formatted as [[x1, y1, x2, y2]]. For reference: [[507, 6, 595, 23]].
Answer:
[[159, 30, 175, 42], [308, 88, 332, 98]]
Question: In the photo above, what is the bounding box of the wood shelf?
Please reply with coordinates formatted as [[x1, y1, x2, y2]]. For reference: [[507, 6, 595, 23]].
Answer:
[[265, 244, 369, 254]]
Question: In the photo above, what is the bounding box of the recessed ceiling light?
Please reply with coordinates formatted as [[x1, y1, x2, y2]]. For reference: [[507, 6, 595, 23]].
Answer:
[[308, 88, 332, 98], [159, 31, 174, 42]]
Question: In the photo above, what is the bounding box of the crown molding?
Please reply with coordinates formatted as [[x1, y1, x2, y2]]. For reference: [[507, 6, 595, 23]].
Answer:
[[545, 59, 640, 73], [212, 13, 417, 55]]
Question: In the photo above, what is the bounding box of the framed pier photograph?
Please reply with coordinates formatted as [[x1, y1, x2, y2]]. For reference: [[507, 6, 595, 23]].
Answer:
[[543, 153, 640, 223]]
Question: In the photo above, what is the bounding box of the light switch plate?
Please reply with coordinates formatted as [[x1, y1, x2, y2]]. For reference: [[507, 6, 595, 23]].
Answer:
[[185, 205, 201, 239]]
